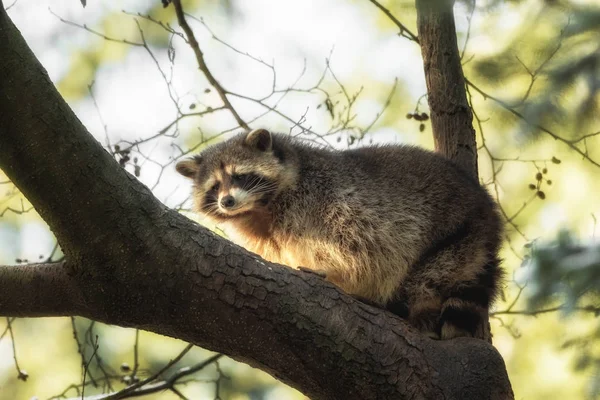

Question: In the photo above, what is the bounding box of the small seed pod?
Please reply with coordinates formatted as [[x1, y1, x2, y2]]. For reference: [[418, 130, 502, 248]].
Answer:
[[18, 370, 28, 382], [535, 172, 543, 181]]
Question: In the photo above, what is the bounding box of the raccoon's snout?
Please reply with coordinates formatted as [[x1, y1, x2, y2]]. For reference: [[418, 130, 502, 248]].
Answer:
[[220, 195, 236, 209]]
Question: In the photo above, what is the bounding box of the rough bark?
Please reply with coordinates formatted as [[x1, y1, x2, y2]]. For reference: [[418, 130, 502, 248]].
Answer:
[[0, 3, 513, 399], [416, 0, 479, 179]]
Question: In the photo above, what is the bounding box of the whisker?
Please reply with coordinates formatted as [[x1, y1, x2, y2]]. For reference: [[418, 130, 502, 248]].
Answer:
[[249, 182, 276, 189], [202, 201, 220, 215], [248, 185, 277, 195], [242, 176, 267, 191], [247, 176, 263, 187], [249, 180, 276, 189]]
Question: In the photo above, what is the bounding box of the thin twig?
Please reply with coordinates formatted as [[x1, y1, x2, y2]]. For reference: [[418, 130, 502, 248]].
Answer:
[[104, 343, 194, 399], [81, 335, 100, 399], [111, 354, 224, 399], [131, 329, 140, 379], [492, 305, 600, 317], [171, 0, 249, 130], [6, 318, 28, 382], [367, 0, 419, 43]]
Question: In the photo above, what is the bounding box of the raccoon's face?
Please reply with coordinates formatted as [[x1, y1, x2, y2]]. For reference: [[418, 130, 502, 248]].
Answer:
[[176, 129, 296, 219]]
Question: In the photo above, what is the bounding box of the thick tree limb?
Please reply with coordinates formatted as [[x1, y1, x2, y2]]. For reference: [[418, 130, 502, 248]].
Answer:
[[416, 0, 479, 179], [0, 262, 84, 317], [0, 3, 513, 399]]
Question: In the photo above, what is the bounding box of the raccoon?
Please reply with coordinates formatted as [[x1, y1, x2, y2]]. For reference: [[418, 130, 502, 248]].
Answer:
[[176, 128, 503, 340]]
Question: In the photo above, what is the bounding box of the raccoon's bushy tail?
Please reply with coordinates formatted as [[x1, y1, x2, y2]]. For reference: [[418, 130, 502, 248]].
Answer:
[[402, 256, 502, 342], [391, 203, 503, 342], [438, 259, 502, 342]]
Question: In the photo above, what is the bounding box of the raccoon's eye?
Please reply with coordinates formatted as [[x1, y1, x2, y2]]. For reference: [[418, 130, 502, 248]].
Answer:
[[232, 174, 249, 184], [210, 182, 220, 192]]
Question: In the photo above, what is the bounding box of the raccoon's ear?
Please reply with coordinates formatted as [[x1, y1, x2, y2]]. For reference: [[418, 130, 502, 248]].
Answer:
[[245, 128, 272, 152], [175, 156, 202, 178]]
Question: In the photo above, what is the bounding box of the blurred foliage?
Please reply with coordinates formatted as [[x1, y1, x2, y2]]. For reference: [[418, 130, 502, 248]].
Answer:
[[470, 0, 600, 140], [466, 2, 600, 397], [527, 231, 600, 398], [528, 231, 600, 310]]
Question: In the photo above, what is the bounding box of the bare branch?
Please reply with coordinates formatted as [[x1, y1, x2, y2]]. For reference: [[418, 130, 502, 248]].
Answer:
[[367, 0, 419, 43], [49, 8, 144, 47], [0, 262, 85, 317], [5, 318, 27, 381], [82, 335, 99, 399], [0, 201, 34, 217], [130, 329, 140, 381], [492, 304, 600, 317], [106, 353, 223, 400], [104, 343, 193, 399], [465, 77, 600, 169], [171, 0, 249, 130]]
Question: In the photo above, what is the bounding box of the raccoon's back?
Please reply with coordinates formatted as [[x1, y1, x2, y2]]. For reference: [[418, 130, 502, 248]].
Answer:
[[284, 143, 494, 241], [267, 141, 500, 302]]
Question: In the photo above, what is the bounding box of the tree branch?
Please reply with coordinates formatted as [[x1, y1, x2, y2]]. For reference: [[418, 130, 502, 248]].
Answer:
[[106, 353, 223, 399], [416, 0, 478, 178], [369, 0, 478, 176], [171, 0, 249, 131], [367, 0, 419, 43], [0, 262, 84, 317], [492, 305, 600, 317]]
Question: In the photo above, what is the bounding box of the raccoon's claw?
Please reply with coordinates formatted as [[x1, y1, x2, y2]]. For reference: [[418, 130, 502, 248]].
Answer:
[[297, 266, 327, 279]]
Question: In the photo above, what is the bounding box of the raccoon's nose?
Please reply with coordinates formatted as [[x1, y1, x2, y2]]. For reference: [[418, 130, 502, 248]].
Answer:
[[220, 195, 236, 209]]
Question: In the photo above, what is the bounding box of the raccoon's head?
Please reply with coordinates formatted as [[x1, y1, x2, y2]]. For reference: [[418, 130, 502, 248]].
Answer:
[[176, 129, 297, 219]]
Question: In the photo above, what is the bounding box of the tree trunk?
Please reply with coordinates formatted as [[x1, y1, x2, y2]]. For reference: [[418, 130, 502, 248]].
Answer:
[[0, 2, 513, 399], [416, 0, 479, 179]]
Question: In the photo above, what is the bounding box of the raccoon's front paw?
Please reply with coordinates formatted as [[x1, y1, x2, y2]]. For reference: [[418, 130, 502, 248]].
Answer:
[[297, 266, 327, 279]]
